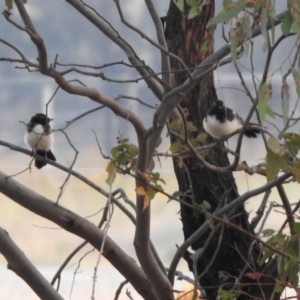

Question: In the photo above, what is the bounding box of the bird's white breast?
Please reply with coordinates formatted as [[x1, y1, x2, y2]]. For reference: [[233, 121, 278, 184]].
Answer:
[[25, 124, 53, 151], [203, 115, 242, 138]]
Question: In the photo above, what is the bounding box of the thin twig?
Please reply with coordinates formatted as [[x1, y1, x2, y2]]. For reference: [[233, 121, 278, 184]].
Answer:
[[251, 189, 271, 230], [277, 184, 295, 234], [114, 280, 129, 300], [91, 171, 115, 299], [55, 130, 79, 204]]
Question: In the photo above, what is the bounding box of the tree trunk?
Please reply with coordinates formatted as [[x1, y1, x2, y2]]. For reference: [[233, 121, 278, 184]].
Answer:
[[165, 1, 280, 299]]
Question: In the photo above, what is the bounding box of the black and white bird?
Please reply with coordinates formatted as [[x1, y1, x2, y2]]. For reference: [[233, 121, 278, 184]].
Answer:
[[25, 113, 56, 169], [203, 100, 260, 139]]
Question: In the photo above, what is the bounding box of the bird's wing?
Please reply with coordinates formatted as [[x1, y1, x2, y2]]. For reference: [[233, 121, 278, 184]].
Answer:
[[225, 107, 236, 121]]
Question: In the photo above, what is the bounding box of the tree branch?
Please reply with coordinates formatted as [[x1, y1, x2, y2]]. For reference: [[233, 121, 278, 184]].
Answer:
[[65, 0, 164, 100], [0, 227, 64, 300], [0, 170, 157, 300], [11, 0, 146, 138], [144, 0, 171, 85]]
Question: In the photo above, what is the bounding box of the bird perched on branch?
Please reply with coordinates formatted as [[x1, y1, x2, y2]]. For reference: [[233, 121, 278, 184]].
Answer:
[[25, 113, 56, 169], [203, 100, 260, 139]]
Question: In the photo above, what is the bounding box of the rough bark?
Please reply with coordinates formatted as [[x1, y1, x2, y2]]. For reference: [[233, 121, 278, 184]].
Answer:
[[165, 1, 280, 299]]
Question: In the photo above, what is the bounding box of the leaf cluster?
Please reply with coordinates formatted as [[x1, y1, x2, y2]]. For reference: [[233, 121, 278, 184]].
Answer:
[[136, 172, 166, 210], [169, 119, 207, 154], [260, 224, 300, 292], [4, 0, 26, 10], [266, 134, 300, 181], [106, 138, 138, 185]]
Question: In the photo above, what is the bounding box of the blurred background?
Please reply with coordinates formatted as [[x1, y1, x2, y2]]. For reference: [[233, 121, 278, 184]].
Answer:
[[0, 1, 299, 299]]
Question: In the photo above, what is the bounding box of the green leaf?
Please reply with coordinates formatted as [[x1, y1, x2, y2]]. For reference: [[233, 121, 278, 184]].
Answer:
[[274, 284, 284, 294], [146, 188, 156, 201], [105, 161, 117, 185], [172, 191, 183, 199], [156, 136, 162, 148], [291, 160, 300, 183], [110, 146, 119, 160], [201, 41, 209, 52], [258, 83, 272, 122], [266, 150, 289, 181], [230, 33, 240, 61], [283, 133, 300, 156], [281, 80, 290, 126], [116, 152, 126, 165], [150, 172, 159, 181], [124, 143, 138, 159], [291, 68, 300, 97], [149, 172, 166, 185], [277, 254, 282, 274], [240, 14, 252, 55], [208, 0, 246, 25], [169, 141, 186, 153], [110, 139, 138, 166], [223, 0, 233, 10], [173, 0, 184, 11], [120, 138, 129, 144], [260, 8, 268, 51], [218, 289, 241, 300], [283, 132, 300, 140], [187, 4, 200, 19], [5, 0, 13, 10], [186, 0, 206, 19], [186, 121, 198, 133], [289, 266, 299, 286], [293, 222, 300, 234], [267, 7, 276, 45], [196, 132, 207, 143], [202, 200, 211, 211], [267, 135, 285, 155], [266, 105, 275, 119], [169, 119, 182, 132], [218, 270, 230, 281], [157, 177, 166, 185], [189, 138, 199, 147], [291, 20, 300, 38], [261, 229, 275, 237], [281, 11, 293, 35]]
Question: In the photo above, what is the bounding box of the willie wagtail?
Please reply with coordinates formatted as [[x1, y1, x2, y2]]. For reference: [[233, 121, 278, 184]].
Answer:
[[25, 113, 56, 169], [203, 100, 260, 139]]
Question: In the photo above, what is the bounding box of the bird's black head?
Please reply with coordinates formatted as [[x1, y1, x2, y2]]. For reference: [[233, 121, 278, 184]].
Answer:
[[30, 113, 53, 126], [208, 100, 225, 116], [213, 100, 225, 111]]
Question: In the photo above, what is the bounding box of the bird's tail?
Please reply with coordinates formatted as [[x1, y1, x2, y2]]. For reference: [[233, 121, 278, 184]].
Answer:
[[35, 150, 56, 169], [244, 124, 261, 138]]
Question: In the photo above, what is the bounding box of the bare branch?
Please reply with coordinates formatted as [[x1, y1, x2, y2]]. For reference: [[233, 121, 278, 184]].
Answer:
[[13, 0, 48, 72], [0, 37, 38, 68], [9, 0, 146, 138], [144, 0, 171, 85], [0, 227, 64, 300], [91, 175, 114, 300], [279, 200, 300, 234], [114, 279, 129, 300], [114, 0, 189, 83], [55, 129, 79, 204], [251, 190, 271, 230], [0, 170, 157, 300], [51, 240, 88, 287], [276, 184, 295, 234], [65, 0, 164, 99]]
